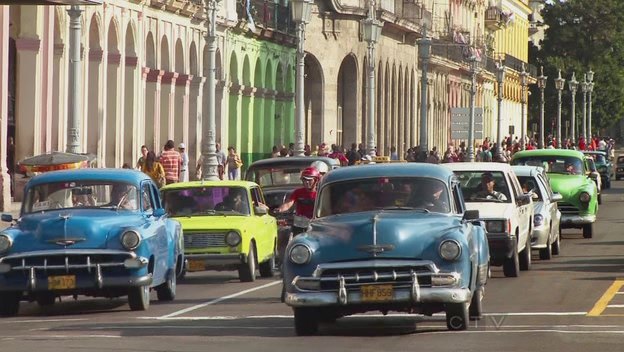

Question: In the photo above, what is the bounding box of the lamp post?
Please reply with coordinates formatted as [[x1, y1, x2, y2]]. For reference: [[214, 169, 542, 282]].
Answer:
[[495, 60, 505, 156], [587, 69, 594, 139], [568, 72, 578, 146], [291, 0, 312, 157], [554, 70, 565, 148], [536, 66, 547, 149], [361, 2, 383, 157], [201, 0, 221, 180], [466, 57, 479, 162], [581, 74, 588, 143], [418, 30, 431, 154], [66, 5, 82, 154], [520, 63, 528, 150]]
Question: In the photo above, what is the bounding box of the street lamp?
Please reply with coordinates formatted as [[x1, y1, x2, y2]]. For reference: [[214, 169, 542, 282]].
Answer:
[[554, 70, 565, 148], [495, 60, 505, 156], [581, 74, 589, 143], [587, 70, 594, 139], [466, 57, 479, 162], [201, 0, 222, 180], [417, 31, 431, 154], [568, 72, 578, 146], [66, 5, 83, 154], [361, 2, 383, 157], [536, 66, 547, 149], [291, 0, 312, 157], [520, 63, 528, 150]]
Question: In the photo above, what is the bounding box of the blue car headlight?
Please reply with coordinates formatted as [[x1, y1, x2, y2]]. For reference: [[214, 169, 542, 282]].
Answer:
[[121, 230, 141, 250], [0, 234, 12, 254], [289, 244, 312, 265], [439, 240, 461, 261], [534, 214, 544, 227]]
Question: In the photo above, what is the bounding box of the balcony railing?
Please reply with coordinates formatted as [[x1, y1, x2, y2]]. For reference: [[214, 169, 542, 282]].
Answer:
[[236, 0, 295, 35], [484, 5, 503, 31], [486, 53, 537, 77]]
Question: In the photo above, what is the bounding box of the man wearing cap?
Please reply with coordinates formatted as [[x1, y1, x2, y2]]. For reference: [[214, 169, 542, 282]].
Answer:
[[178, 143, 189, 182], [472, 172, 508, 201]]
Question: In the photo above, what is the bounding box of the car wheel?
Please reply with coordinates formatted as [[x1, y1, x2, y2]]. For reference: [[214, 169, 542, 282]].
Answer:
[[0, 291, 21, 316], [36, 292, 57, 307], [539, 230, 553, 260], [294, 307, 319, 336], [503, 250, 520, 277], [259, 243, 277, 278], [519, 238, 531, 271], [446, 302, 469, 331], [128, 285, 150, 311], [156, 270, 177, 301], [238, 242, 257, 282], [552, 230, 561, 255], [583, 223, 594, 239], [469, 287, 483, 321]]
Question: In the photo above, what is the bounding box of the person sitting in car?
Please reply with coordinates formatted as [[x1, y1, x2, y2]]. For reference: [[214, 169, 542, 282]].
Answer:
[[471, 172, 508, 201]]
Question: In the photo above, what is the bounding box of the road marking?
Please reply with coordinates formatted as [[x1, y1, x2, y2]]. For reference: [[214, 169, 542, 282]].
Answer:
[[587, 279, 624, 316], [0, 334, 120, 339], [159, 280, 281, 318], [0, 318, 88, 324], [607, 305, 624, 308]]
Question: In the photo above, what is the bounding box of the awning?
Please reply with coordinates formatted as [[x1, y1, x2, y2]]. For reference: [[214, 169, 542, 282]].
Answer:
[[0, 0, 102, 5], [18, 152, 95, 173]]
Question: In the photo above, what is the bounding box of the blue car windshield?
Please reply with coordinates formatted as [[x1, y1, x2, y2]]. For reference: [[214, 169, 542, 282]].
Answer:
[[23, 181, 139, 213], [316, 177, 450, 217], [162, 186, 250, 216]]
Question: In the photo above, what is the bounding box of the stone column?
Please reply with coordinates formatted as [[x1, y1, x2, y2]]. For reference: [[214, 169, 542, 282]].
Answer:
[[189, 76, 205, 180], [15, 37, 42, 163], [160, 71, 178, 147], [145, 68, 163, 151], [175, 73, 192, 146], [0, 6, 11, 210]]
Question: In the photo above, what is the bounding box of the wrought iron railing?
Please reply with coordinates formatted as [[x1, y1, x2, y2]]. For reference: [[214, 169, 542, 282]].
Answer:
[[236, 0, 295, 35]]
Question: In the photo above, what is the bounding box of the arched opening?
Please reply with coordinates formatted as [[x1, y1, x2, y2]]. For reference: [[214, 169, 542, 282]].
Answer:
[[144, 32, 157, 151], [159, 35, 171, 148], [240, 55, 252, 168], [263, 59, 274, 154], [174, 38, 185, 145], [226, 51, 240, 158], [250, 58, 264, 163], [304, 54, 323, 146], [106, 19, 120, 167], [336, 54, 358, 148], [124, 22, 137, 166], [86, 14, 102, 162]]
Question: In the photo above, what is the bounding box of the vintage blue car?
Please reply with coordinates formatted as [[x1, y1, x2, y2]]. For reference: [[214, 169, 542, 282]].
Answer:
[[283, 163, 490, 335], [0, 169, 183, 316]]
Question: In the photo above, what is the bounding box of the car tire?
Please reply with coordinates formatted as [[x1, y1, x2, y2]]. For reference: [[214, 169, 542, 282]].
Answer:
[[503, 250, 520, 277], [36, 292, 57, 307], [539, 231, 553, 260], [583, 223, 593, 239], [519, 238, 531, 271], [128, 285, 150, 311], [294, 307, 319, 336], [239, 242, 257, 282], [552, 231, 561, 255], [0, 291, 21, 316], [446, 302, 469, 331], [156, 270, 177, 301], [259, 243, 276, 278], [598, 193, 602, 204], [469, 287, 483, 321]]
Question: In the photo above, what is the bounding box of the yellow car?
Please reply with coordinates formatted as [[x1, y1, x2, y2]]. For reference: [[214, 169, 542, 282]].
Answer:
[[161, 181, 277, 282]]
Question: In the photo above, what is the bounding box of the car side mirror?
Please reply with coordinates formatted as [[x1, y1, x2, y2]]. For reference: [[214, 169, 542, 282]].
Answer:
[[551, 193, 563, 202], [254, 205, 268, 215], [1, 214, 13, 222], [463, 210, 479, 221], [152, 208, 166, 217]]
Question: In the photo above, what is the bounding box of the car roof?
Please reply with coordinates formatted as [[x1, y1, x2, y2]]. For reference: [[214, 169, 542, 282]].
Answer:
[[247, 156, 340, 168], [442, 162, 513, 172], [161, 180, 259, 190], [511, 165, 545, 177], [512, 149, 585, 159], [583, 150, 607, 156], [321, 163, 454, 184], [26, 168, 151, 187]]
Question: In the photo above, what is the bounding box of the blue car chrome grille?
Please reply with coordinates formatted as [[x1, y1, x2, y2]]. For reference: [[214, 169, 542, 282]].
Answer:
[[558, 202, 580, 215], [0, 250, 134, 274], [184, 233, 226, 248], [318, 265, 434, 290]]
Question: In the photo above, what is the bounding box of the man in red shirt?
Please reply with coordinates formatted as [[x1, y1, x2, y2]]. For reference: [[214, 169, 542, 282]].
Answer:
[[160, 140, 182, 184], [276, 166, 320, 236]]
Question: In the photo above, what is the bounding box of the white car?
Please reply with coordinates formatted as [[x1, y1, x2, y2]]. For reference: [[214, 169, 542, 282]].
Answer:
[[444, 163, 534, 277], [512, 165, 562, 260]]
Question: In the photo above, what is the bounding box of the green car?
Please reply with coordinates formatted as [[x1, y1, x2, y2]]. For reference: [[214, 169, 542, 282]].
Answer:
[[161, 181, 278, 282], [511, 149, 598, 238]]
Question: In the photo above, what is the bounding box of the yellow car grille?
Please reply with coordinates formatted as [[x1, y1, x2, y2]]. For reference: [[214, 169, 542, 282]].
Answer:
[[184, 233, 226, 248]]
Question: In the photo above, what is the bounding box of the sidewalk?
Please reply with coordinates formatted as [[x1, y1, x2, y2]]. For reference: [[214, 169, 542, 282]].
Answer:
[[5, 201, 20, 218]]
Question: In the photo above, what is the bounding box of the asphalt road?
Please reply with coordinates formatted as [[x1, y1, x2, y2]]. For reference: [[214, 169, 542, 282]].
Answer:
[[2, 182, 624, 351]]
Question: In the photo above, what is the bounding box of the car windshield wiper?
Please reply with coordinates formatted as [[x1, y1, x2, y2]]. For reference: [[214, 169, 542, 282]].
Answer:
[[380, 206, 430, 213]]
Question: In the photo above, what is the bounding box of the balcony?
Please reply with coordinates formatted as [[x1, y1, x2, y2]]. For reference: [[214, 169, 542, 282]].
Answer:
[[485, 5, 503, 31], [236, 0, 295, 36]]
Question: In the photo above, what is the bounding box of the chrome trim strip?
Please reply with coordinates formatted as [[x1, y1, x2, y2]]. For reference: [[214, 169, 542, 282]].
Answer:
[[0, 249, 136, 263], [286, 287, 472, 306]]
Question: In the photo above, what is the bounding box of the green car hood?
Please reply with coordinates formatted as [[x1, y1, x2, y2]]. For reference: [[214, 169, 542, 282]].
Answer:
[[547, 173, 596, 207]]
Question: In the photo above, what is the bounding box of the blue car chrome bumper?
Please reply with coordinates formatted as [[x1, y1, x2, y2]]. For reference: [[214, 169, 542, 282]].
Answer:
[[0, 273, 153, 292]]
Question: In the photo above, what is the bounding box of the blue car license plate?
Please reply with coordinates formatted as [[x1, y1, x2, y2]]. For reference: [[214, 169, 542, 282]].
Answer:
[[48, 275, 76, 290], [361, 284, 393, 302]]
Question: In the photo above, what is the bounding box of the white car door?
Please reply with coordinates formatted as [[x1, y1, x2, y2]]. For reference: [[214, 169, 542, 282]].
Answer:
[[508, 172, 531, 249]]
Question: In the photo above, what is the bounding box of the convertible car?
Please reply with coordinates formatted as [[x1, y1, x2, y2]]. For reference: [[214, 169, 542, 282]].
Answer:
[[283, 163, 490, 335], [0, 169, 183, 316]]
